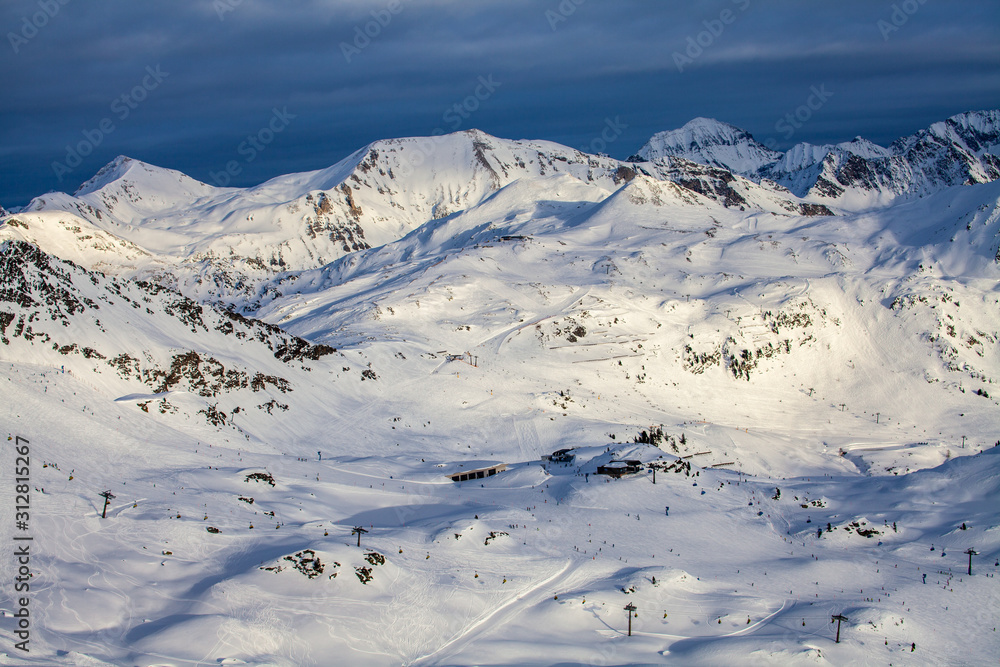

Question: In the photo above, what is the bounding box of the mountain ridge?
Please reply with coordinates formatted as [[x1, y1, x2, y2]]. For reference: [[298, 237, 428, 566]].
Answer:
[[633, 110, 1000, 204], [2, 129, 834, 308], [1, 110, 997, 313]]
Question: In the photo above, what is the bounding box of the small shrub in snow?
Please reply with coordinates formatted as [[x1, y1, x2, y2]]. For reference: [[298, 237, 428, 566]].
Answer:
[[245, 471, 275, 486]]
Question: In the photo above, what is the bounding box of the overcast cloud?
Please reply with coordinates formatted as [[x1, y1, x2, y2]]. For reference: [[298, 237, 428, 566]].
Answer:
[[1, 0, 998, 206]]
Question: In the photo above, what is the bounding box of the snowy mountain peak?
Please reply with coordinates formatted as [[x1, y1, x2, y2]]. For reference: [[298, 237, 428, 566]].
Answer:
[[771, 138, 891, 176], [672, 116, 747, 138], [73, 154, 220, 200], [635, 117, 781, 176], [896, 109, 1000, 160], [73, 155, 137, 196], [21, 155, 229, 234], [839, 137, 892, 159], [941, 109, 1000, 145]]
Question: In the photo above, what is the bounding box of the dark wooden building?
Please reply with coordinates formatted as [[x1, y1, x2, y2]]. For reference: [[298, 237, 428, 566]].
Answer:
[[596, 460, 643, 478]]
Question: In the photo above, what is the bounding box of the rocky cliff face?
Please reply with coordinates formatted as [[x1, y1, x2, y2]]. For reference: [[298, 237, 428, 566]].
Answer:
[[0, 239, 343, 429]]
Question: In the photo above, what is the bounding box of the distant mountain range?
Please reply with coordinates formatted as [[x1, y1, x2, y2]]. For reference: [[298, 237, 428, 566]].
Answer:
[[634, 110, 1000, 203], [3, 110, 997, 310]]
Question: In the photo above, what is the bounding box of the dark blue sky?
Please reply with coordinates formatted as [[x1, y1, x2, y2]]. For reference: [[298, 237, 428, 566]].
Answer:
[[2, 0, 998, 208]]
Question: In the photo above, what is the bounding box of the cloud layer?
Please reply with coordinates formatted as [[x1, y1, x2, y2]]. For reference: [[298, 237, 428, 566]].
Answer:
[[2, 0, 998, 206]]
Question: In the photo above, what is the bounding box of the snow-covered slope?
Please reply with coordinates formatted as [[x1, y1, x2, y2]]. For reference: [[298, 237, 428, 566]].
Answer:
[[0, 239, 350, 431], [0, 210, 153, 273], [1, 116, 1000, 666]]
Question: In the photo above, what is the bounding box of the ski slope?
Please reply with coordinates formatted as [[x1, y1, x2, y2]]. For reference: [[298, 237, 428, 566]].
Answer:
[[1, 114, 999, 665]]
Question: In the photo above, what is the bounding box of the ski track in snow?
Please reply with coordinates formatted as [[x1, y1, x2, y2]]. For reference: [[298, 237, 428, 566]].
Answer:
[[408, 559, 575, 666]]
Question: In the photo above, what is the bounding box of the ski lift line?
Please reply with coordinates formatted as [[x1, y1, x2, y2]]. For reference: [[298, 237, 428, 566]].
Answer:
[[575, 601, 781, 616], [556, 598, 820, 633], [568, 596, 884, 627]]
